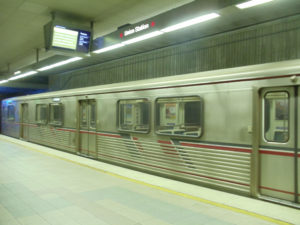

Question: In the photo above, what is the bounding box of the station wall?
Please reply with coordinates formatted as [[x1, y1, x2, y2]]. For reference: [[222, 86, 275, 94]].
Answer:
[[49, 14, 300, 90]]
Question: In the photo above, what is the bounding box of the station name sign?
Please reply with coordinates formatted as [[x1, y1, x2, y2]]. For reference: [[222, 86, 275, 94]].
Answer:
[[120, 21, 156, 38]]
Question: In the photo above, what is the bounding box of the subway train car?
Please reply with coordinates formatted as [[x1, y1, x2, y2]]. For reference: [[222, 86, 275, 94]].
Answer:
[[2, 59, 300, 207]]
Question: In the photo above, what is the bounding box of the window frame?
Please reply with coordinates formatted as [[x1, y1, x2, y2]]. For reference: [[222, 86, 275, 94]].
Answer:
[[7, 105, 15, 121], [155, 95, 204, 138], [36, 104, 48, 125], [49, 103, 64, 126], [117, 98, 151, 134], [263, 91, 290, 143]]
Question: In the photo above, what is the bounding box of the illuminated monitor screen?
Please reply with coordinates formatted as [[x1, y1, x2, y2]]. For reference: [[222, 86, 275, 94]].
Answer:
[[52, 26, 78, 50], [51, 25, 91, 53]]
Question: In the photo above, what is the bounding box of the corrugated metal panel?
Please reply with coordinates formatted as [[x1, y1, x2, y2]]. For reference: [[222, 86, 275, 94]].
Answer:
[[50, 14, 300, 91], [97, 135, 250, 193], [28, 126, 76, 153]]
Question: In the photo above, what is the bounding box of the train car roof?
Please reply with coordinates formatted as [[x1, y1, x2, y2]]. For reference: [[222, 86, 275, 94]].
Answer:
[[3, 59, 300, 101]]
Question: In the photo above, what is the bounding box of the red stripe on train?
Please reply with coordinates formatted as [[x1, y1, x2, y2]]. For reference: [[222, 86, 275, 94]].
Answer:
[[97, 133, 122, 138], [260, 186, 298, 196], [78, 130, 122, 138], [158, 140, 179, 157], [259, 150, 296, 157], [133, 137, 144, 152], [158, 140, 172, 144], [180, 142, 252, 153], [57, 128, 76, 133]]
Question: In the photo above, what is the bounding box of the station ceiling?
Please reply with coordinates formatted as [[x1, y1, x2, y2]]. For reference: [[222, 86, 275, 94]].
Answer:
[[0, 0, 193, 76], [0, 0, 300, 97]]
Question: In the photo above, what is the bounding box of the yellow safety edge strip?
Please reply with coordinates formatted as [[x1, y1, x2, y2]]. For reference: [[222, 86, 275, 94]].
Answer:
[[1, 136, 292, 225]]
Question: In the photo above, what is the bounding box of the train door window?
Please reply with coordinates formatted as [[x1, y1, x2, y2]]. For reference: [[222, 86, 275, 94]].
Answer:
[[22, 104, 29, 123], [264, 91, 289, 142], [36, 104, 48, 124], [49, 103, 63, 126], [90, 101, 96, 128], [7, 105, 15, 121], [80, 101, 88, 127], [156, 96, 203, 137], [118, 99, 150, 133], [1, 105, 5, 119]]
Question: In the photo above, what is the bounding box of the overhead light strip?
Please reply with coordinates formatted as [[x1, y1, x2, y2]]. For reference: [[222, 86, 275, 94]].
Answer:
[[122, 31, 163, 45], [161, 12, 220, 33], [5, 57, 83, 83], [236, 0, 274, 9], [0, 80, 8, 84], [37, 57, 83, 72], [94, 12, 220, 54], [8, 71, 37, 81], [93, 43, 125, 54]]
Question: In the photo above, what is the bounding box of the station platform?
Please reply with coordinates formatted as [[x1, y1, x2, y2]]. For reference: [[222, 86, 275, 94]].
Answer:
[[0, 134, 299, 225]]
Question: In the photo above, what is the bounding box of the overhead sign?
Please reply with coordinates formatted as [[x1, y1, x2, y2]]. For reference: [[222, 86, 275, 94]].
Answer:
[[120, 21, 156, 38]]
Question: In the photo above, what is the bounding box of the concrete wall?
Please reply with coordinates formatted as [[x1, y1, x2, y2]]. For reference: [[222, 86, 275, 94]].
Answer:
[[49, 14, 300, 91]]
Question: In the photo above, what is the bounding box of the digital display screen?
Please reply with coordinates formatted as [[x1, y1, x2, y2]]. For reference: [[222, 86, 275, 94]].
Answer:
[[53, 26, 78, 50], [77, 31, 91, 53], [51, 25, 91, 53]]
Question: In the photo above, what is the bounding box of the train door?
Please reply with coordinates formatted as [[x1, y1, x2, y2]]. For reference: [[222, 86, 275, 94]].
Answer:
[[259, 86, 299, 205], [20, 103, 29, 140], [79, 100, 97, 158]]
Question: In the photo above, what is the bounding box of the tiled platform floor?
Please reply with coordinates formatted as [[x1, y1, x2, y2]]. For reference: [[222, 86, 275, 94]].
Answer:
[[0, 135, 299, 225]]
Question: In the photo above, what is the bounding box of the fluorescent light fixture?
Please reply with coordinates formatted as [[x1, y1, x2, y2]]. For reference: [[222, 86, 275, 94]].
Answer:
[[161, 13, 220, 33], [93, 43, 125, 54], [14, 71, 21, 75], [122, 31, 163, 45], [53, 98, 61, 102], [8, 71, 37, 81], [236, 0, 273, 9], [37, 57, 82, 71], [0, 80, 8, 84]]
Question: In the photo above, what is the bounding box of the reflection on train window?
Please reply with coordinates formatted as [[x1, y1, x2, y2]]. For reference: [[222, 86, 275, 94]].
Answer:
[[90, 101, 96, 128], [80, 101, 88, 127], [7, 105, 15, 121], [36, 104, 48, 124], [118, 99, 150, 133], [22, 104, 29, 123], [156, 96, 203, 137], [2, 106, 5, 119], [49, 103, 63, 126], [264, 92, 289, 143]]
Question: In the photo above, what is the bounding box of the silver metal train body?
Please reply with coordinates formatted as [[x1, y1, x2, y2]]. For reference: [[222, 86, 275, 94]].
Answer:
[[2, 59, 300, 206]]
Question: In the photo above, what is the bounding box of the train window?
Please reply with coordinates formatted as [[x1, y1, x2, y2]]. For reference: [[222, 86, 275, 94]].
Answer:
[[80, 101, 88, 127], [36, 104, 48, 124], [49, 103, 63, 126], [156, 96, 203, 137], [90, 101, 96, 128], [7, 105, 15, 121], [264, 92, 289, 143], [118, 99, 150, 133], [1, 105, 4, 119]]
